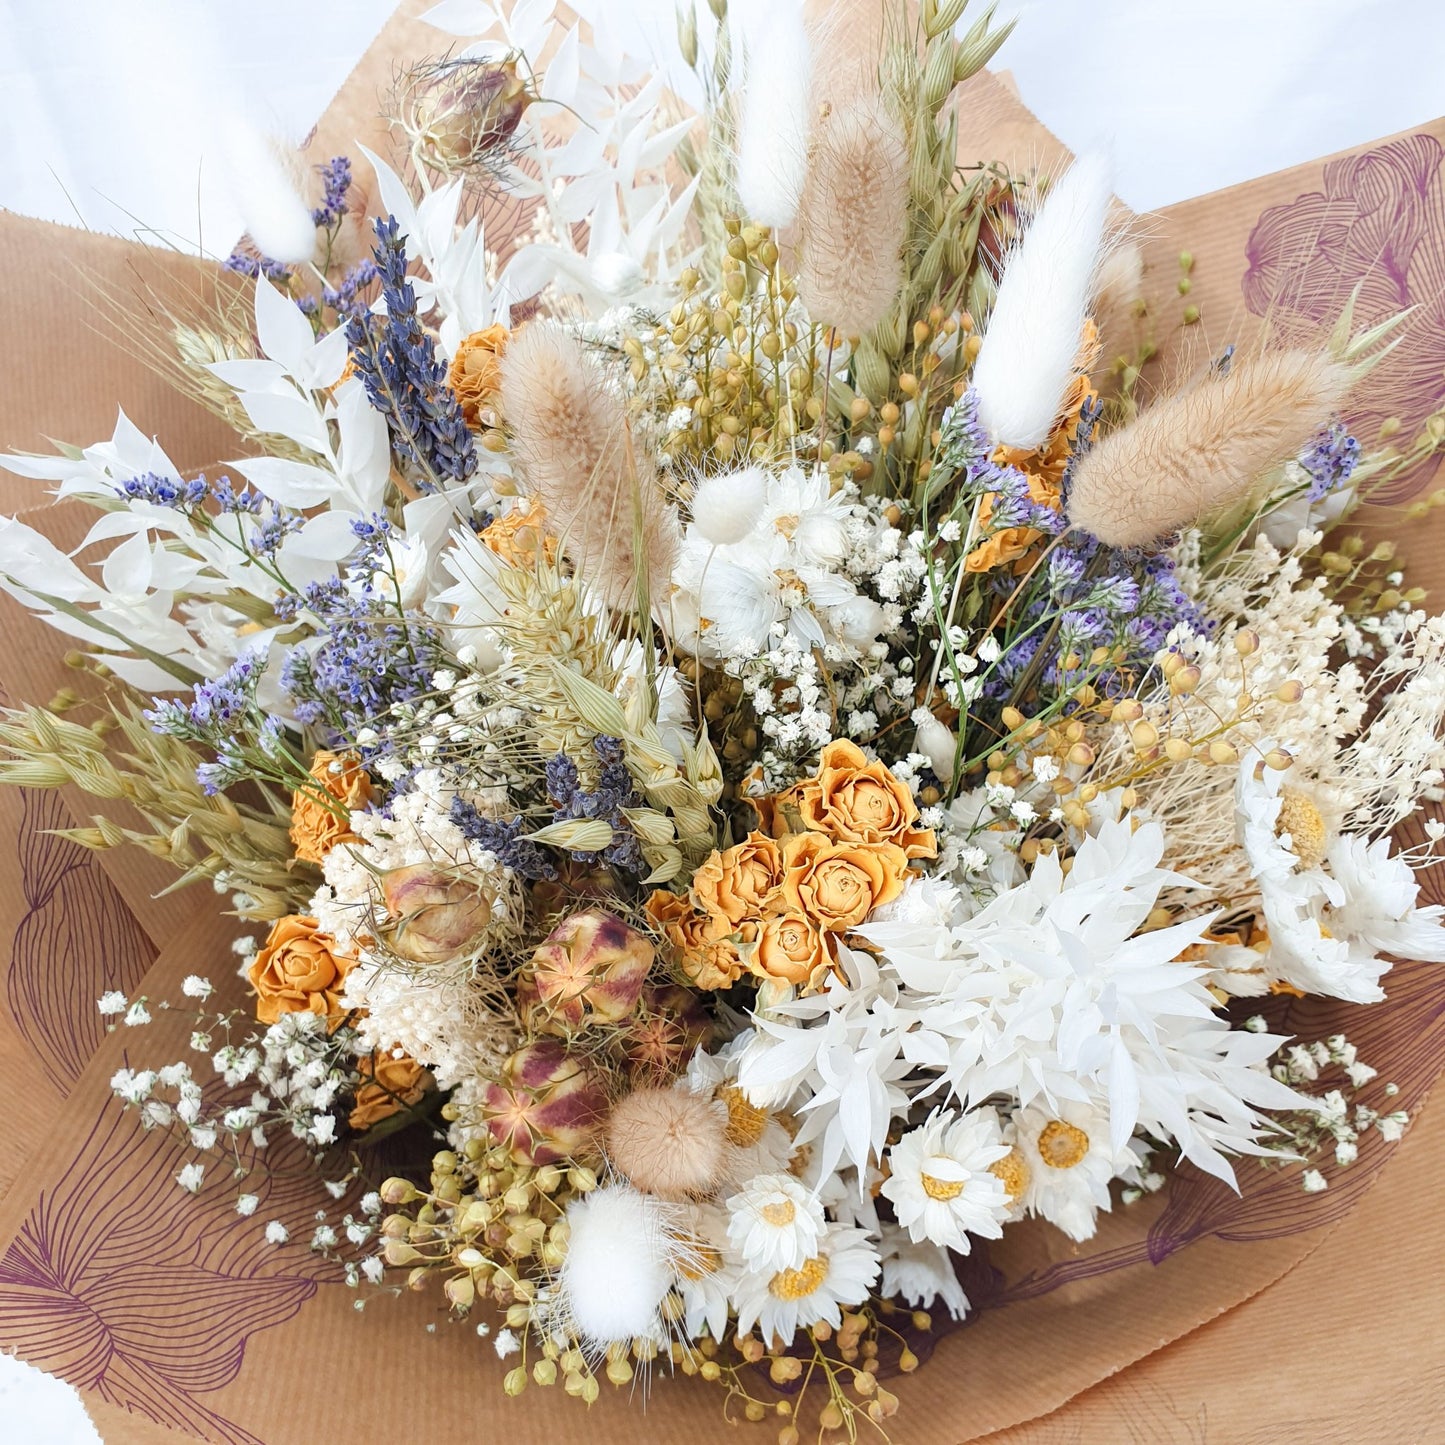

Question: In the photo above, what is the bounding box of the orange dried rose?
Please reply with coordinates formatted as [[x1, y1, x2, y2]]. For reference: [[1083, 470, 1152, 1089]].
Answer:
[[691, 832, 783, 925], [248, 915, 356, 1028], [290, 750, 373, 865], [646, 889, 748, 991], [779, 832, 909, 933], [348, 1051, 431, 1131], [796, 740, 936, 859], [478, 498, 554, 566], [448, 323, 511, 424], [750, 910, 830, 987], [750, 782, 807, 839]]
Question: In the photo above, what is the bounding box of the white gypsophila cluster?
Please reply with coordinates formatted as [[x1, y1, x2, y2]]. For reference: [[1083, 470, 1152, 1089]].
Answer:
[[671, 469, 926, 786]]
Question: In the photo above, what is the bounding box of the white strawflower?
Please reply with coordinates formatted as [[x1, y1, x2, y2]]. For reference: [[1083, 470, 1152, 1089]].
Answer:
[[880, 1108, 1012, 1252], [1013, 1100, 1131, 1243], [689, 466, 769, 547], [731, 1222, 879, 1347], [878, 1227, 970, 1322], [725, 1173, 826, 1273]]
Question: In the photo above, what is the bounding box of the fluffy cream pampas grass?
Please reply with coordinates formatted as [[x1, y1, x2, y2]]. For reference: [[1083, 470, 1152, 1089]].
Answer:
[[1067, 349, 1353, 549], [796, 95, 909, 339], [972, 151, 1114, 450], [498, 322, 680, 610], [219, 116, 317, 266]]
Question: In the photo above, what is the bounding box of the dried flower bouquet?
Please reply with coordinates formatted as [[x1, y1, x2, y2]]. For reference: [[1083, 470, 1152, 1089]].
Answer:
[[3, 0, 1445, 1435]]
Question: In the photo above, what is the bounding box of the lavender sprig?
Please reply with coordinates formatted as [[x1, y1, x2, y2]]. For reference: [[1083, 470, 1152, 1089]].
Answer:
[[345, 216, 477, 492]]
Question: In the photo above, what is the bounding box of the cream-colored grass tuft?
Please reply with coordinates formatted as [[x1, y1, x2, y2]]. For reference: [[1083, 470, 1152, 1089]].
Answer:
[[1067, 349, 1352, 549], [498, 322, 679, 610], [795, 95, 909, 339]]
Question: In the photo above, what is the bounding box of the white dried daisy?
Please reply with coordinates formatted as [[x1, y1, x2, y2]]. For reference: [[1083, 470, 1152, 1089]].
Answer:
[[730, 1222, 879, 1347], [1012, 1100, 1134, 1243], [673, 1203, 741, 1345], [878, 1226, 970, 1322], [879, 1108, 1011, 1253], [725, 1173, 826, 1273]]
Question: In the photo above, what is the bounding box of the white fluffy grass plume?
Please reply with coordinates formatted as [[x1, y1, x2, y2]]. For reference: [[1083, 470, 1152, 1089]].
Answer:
[[796, 95, 909, 339], [688, 465, 768, 546], [219, 116, 316, 265], [972, 151, 1113, 450], [498, 322, 680, 608], [735, 2, 812, 228], [606, 1085, 730, 1200], [1067, 349, 1352, 549], [554, 1184, 686, 1349]]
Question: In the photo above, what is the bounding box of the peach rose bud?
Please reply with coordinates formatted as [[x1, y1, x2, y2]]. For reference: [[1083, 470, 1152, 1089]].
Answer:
[[519, 909, 654, 1032], [479, 1040, 610, 1166], [379, 864, 496, 964]]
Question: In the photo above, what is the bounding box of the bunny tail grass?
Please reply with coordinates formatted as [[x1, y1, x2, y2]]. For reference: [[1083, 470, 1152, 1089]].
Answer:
[[796, 94, 909, 339], [1067, 349, 1353, 549], [972, 151, 1114, 450], [498, 322, 679, 611]]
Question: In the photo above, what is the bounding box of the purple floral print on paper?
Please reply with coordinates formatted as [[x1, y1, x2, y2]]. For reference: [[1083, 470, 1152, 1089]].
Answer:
[[1243, 133, 1445, 501]]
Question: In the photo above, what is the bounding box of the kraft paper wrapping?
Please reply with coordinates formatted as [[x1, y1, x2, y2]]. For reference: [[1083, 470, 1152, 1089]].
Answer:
[[1, 5, 1444, 1440]]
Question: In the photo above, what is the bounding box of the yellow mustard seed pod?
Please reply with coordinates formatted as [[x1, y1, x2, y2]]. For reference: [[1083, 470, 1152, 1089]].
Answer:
[[1233, 629, 1260, 657], [1067, 742, 1094, 767], [700, 1360, 722, 1382], [1264, 747, 1293, 770], [503, 1367, 528, 1396], [1170, 664, 1201, 695], [533, 1358, 558, 1387], [1274, 680, 1304, 704], [1112, 699, 1143, 724], [606, 1356, 634, 1386], [1207, 740, 1239, 764], [1000, 705, 1026, 730], [879, 401, 901, 425], [1164, 737, 1192, 763], [745, 1401, 768, 1423]]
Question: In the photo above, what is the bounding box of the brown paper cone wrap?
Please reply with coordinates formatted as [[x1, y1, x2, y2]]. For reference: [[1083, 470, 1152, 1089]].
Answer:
[[1, 5, 1444, 1440]]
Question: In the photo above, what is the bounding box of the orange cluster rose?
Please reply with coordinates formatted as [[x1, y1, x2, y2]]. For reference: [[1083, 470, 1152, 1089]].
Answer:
[[348, 1051, 432, 1131], [649, 743, 929, 993], [796, 740, 936, 859], [248, 915, 356, 1029], [447, 323, 510, 425], [478, 499, 554, 567], [290, 750, 373, 865]]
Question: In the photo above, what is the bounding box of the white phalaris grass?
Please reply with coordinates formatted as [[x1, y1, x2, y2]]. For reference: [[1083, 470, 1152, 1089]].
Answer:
[[971, 150, 1113, 450], [219, 115, 317, 265], [734, 1, 813, 228]]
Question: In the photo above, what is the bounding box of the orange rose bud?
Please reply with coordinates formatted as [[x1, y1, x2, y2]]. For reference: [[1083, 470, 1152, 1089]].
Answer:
[[479, 1040, 609, 1166], [378, 864, 498, 964], [779, 832, 909, 933], [448, 323, 512, 425], [749, 910, 830, 987], [518, 909, 654, 1032], [248, 915, 356, 1029], [290, 750, 373, 864], [348, 1051, 432, 1131], [797, 740, 936, 859], [691, 833, 783, 925], [647, 888, 750, 991]]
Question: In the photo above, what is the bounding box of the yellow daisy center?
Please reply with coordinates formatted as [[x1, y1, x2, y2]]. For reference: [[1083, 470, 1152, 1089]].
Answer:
[[1037, 1120, 1090, 1170], [761, 1199, 796, 1227], [920, 1167, 965, 1202], [719, 1085, 769, 1147], [678, 1242, 722, 1280], [1275, 788, 1328, 871], [987, 1148, 1031, 1201], [768, 1256, 828, 1301]]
